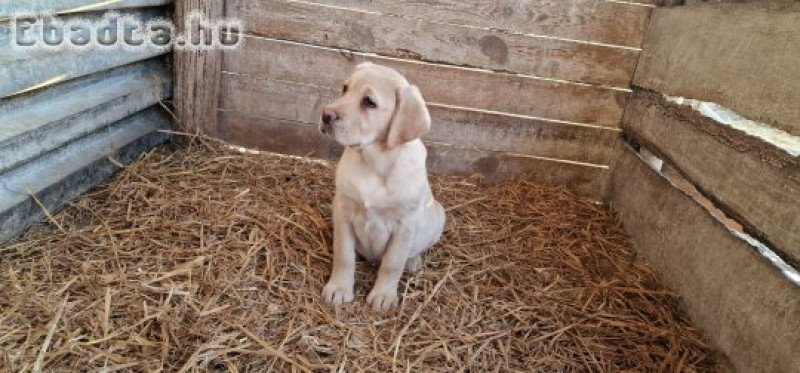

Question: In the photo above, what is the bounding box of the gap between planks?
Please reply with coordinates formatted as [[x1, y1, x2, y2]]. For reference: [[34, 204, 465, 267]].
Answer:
[[625, 141, 800, 286], [234, 34, 634, 94]]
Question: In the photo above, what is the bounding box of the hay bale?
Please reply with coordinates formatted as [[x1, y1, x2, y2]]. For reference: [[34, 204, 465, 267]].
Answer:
[[0, 138, 726, 372]]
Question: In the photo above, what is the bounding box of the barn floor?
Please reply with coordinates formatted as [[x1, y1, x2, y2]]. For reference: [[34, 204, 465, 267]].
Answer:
[[1, 139, 725, 372]]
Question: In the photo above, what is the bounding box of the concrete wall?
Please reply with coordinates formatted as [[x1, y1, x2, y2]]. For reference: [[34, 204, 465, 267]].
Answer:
[[0, 2, 173, 243]]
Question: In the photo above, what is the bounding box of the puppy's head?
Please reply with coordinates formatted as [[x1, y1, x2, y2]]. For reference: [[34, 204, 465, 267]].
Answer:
[[320, 62, 431, 148]]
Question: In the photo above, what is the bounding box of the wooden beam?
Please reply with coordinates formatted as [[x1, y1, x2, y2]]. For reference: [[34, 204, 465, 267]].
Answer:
[[173, 0, 223, 135], [223, 37, 629, 127], [230, 0, 640, 87], [233, 0, 652, 48], [608, 143, 800, 373], [634, 3, 800, 136], [624, 90, 800, 265], [219, 73, 619, 165]]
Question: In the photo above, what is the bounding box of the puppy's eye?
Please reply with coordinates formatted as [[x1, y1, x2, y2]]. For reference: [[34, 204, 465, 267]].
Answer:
[[362, 97, 377, 109], [342, 85, 348, 94]]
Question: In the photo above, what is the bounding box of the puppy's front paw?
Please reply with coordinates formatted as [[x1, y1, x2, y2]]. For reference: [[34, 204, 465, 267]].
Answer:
[[366, 287, 398, 311], [322, 281, 354, 305]]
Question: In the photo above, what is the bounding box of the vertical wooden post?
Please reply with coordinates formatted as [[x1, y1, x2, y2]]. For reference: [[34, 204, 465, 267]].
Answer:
[[174, 0, 224, 136]]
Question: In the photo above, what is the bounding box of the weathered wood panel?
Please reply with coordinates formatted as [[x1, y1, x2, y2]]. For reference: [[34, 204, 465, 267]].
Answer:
[[608, 144, 800, 373], [426, 144, 606, 199], [0, 107, 170, 243], [223, 37, 628, 127], [220, 75, 330, 125], [0, 0, 170, 17], [230, 0, 639, 87], [427, 105, 617, 166], [624, 91, 800, 264], [217, 112, 343, 159], [219, 73, 618, 165], [0, 59, 171, 173], [218, 111, 607, 198], [174, 0, 223, 135], [634, 3, 800, 136], [239, 0, 652, 48]]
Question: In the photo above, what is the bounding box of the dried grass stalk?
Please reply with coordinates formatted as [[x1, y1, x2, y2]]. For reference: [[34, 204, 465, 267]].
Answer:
[[1, 139, 726, 372]]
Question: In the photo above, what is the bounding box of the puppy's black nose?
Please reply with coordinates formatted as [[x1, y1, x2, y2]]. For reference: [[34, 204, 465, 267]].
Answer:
[[322, 113, 333, 125], [322, 108, 339, 125]]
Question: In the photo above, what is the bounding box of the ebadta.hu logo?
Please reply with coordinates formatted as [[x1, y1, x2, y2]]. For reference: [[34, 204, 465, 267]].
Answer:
[[3, 10, 243, 51]]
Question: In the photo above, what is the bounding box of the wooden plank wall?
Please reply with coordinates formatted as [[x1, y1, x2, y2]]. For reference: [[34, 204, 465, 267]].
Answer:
[[624, 90, 800, 265], [218, 0, 656, 199], [608, 145, 800, 373], [611, 2, 800, 371], [174, 0, 224, 135], [634, 2, 800, 137], [627, 2, 800, 269]]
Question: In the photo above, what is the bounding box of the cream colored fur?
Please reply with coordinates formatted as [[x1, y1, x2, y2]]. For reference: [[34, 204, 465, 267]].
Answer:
[[319, 63, 446, 311]]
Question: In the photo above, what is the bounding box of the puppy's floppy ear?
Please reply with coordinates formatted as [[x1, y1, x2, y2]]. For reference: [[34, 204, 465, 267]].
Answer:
[[386, 85, 431, 148]]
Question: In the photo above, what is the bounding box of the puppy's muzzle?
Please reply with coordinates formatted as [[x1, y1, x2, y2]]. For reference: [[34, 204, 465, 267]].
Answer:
[[320, 108, 339, 134]]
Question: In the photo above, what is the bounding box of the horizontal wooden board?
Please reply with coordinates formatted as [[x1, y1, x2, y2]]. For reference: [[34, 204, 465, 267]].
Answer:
[[230, 0, 651, 48], [218, 111, 343, 159], [634, 3, 800, 136], [425, 144, 606, 199], [427, 105, 617, 165], [230, 0, 639, 88], [624, 91, 800, 264], [228, 0, 660, 38], [223, 37, 628, 127], [218, 111, 607, 198], [608, 143, 800, 373], [220, 73, 619, 165]]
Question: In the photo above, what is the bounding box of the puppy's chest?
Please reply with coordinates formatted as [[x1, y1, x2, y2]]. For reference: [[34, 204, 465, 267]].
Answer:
[[343, 175, 401, 213], [339, 168, 416, 216]]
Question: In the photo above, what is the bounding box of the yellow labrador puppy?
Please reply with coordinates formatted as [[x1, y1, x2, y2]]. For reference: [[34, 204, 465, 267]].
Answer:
[[319, 62, 446, 311]]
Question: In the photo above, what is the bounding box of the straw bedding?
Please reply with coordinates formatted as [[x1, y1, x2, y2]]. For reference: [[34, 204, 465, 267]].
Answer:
[[1, 138, 725, 372]]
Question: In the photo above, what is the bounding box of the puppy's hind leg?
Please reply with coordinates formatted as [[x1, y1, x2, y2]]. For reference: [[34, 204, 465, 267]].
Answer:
[[405, 201, 445, 274], [415, 201, 446, 253], [427, 201, 446, 247]]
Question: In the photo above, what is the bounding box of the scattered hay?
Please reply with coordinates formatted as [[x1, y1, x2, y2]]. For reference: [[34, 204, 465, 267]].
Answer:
[[1, 139, 725, 372]]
